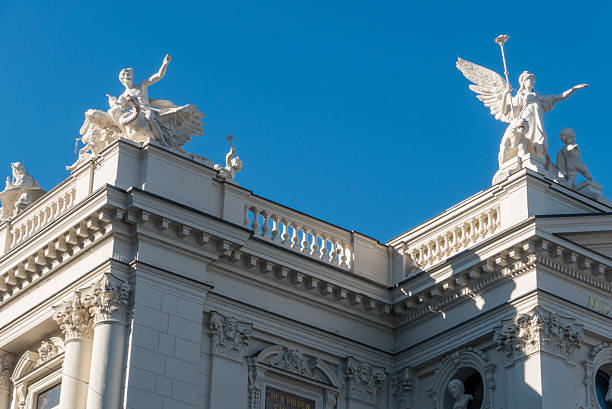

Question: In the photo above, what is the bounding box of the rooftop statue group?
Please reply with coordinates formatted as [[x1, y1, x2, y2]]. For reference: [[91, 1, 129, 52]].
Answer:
[[0, 163, 45, 221], [68, 55, 243, 182], [457, 35, 607, 203]]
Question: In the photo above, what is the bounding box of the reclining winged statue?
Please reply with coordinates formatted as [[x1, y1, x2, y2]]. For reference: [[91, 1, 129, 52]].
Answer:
[[69, 55, 204, 170], [456, 57, 587, 177]]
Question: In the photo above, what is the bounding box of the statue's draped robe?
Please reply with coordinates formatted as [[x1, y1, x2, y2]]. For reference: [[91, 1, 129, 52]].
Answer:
[[510, 92, 556, 158]]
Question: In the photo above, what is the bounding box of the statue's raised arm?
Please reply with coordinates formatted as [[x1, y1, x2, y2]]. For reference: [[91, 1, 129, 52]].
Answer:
[[143, 54, 172, 87]]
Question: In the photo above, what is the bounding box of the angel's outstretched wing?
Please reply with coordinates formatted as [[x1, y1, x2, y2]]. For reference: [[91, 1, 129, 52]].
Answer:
[[157, 104, 204, 147], [456, 57, 511, 123], [79, 109, 122, 147]]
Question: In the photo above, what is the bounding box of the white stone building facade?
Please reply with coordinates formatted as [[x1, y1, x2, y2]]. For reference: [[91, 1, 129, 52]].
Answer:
[[0, 137, 611, 409]]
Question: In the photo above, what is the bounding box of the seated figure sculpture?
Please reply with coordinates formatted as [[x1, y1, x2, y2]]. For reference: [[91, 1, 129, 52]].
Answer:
[[447, 378, 473, 409], [69, 55, 204, 170], [0, 163, 46, 220], [556, 127, 593, 188]]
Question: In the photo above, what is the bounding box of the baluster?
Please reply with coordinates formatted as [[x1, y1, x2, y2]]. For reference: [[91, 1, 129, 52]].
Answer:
[[345, 242, 353, 269], [468, 220, 476, 242], [300, 227, 309, 252], [478, 214, 486, 238], [260, 211, 270, 238], [446, 233, 453, 255], [431, 240, 439, 263], [494, 208, 501, 230], [319, 235, 328, 260], [418, 246, 425, 269], [270, 215, 280, 242], [486, 211, 494, 234], [280, 218, 289, 245], [439, 236, 447, 257], [243, 204, 250, 227], [309, 230, 319, 255], [327, 240, 335, 263], [337, 241, 346, 267], [290, 223, 299, 249], [250, 207, 260, 233]]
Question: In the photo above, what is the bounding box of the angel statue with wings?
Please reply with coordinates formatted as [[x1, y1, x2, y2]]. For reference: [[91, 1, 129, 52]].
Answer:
[[68, 55, 204, 170], [456, 53, 587, 175]]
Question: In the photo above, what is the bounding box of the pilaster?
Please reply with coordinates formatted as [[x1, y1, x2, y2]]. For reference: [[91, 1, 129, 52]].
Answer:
[[0, 353, 15, 409], [209, 312, 252, 409]]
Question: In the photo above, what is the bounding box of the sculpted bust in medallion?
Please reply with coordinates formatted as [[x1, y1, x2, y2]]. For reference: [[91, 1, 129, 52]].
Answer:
[[448, 378, 473, 409]]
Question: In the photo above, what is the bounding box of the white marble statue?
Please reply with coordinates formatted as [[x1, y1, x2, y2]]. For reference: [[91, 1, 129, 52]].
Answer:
[[447, 379, 473, 409], [606, 376, 612, 402], [0, 163, 46, 220], [457, 58, 587, 163], [555, 128, 593, 188], [69, 55, 204, 170], [214, 145, 243, 181]]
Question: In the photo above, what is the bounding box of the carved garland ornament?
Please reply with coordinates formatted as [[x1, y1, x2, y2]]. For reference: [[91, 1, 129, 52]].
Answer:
[[494, 306, 584, 362], [210, 312, 253, 361], [345, 356, 386, 404]]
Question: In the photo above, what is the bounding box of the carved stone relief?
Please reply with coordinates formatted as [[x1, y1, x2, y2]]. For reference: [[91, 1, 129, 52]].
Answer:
[[391, 366, 414, 409], [35, 337, 64, 366], [494, 306, 583, 362], [345, 356, 386, 405], [210, 312, 253, 361], [247, 344, 341, 409]]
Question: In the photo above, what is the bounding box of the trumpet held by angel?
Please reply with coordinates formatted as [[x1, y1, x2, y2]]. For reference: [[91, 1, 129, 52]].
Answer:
[[456, 57, 587, 167], [69, 55, 204, 170]]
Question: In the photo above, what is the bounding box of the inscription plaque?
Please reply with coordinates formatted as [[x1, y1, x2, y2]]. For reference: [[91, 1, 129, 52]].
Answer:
[[265, 386, 315, 409]]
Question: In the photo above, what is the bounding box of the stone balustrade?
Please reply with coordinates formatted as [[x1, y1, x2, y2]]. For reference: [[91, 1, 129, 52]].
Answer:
[[245, 196, 354, 270], [5, 183, 77, 252], [401, 206, 500, 271]]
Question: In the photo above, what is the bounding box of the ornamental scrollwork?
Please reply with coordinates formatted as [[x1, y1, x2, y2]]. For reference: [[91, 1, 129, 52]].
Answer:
[[52, 290, 93, 341], [86, 274, 130, 324], [494, 306, 583, 362]]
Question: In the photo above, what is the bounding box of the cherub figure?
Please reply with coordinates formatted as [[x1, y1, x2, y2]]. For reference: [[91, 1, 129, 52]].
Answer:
[[498, 118, 529, 167], [556, 127, 593, 187], [215, 137, 243, 181], [447, 379, 473, 409]]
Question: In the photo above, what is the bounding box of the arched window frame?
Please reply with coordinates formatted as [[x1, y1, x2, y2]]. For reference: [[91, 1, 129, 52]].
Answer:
[[426, 346, 496, 409]]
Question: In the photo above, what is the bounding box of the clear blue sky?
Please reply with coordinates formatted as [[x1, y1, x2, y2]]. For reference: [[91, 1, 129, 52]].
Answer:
[[1, 1, 610, 241]]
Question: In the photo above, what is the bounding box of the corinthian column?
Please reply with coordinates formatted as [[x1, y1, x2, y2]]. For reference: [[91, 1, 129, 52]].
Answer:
[[85, 274, 129, 409], [53, 291, 93, 409], [0, 353, 15, 409]]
